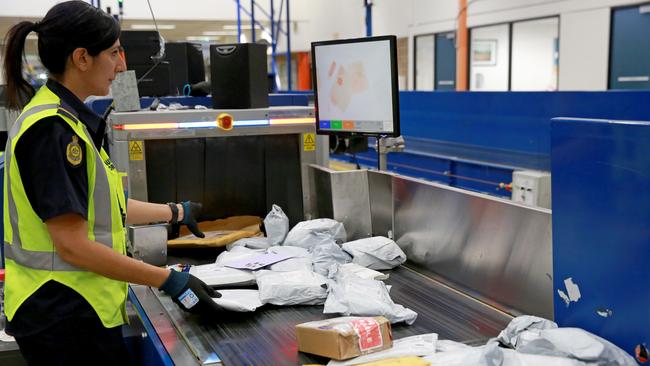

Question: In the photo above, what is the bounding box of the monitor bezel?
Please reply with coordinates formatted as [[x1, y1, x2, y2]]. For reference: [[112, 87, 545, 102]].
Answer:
[[311, 35, 401, 137]]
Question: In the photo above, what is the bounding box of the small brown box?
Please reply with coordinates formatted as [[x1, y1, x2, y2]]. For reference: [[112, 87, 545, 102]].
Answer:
[[296, 316, 392, 360]]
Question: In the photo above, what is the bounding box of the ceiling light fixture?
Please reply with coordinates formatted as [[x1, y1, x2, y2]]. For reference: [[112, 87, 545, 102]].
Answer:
[[223, 24, 262, 30], [202, 31, 238, 36], [131, 24, 176, 30]]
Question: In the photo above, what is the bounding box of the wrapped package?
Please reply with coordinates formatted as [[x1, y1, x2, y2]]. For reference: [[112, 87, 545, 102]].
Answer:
[[327, 333, 437, 366], [283, 218, 347, 249], [342, 237, 406, 270], [296, 316, 392, 360], [188, 263, 256, 287], [324, 271, 417, 325], [336, 263, 389, 281], [497, 316, 637, 366], [212, 289, 263, 312], [267, 245, 313, 272], [311, 240, 352, 276], [256, 270, 328, 305], [264, 204, 290, 245], [214, 246, 265, 266], [226, 236, 271, 251]]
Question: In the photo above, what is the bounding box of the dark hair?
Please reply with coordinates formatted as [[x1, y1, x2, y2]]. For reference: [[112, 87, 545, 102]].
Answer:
[[3, 1, 120, 109]]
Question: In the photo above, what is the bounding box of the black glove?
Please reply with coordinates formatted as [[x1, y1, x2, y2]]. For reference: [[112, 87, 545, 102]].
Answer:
[[169, 201, 205, 238], [160, 270, 223, 315], [181, 201, 205, 238]]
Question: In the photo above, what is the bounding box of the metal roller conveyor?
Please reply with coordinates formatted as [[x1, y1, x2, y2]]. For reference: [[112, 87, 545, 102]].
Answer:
[[130, 264, 512, 366]]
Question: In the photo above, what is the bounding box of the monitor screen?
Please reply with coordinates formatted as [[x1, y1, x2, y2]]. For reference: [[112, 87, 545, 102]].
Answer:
[[311, 35, 400, 136]]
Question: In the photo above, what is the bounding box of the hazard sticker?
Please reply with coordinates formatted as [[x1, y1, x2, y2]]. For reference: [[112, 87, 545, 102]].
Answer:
[[129, 140, 144, 161], [303, 133, 316, 151], [351, 318, 383, 352]]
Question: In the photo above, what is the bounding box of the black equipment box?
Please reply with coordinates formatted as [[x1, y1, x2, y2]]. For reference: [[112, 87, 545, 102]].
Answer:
[[210, 43, 268, 109]]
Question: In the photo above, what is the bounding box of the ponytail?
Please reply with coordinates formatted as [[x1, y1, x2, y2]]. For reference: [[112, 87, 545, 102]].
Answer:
[[3, 1, 120, 110], [3, 21, 38, 110]]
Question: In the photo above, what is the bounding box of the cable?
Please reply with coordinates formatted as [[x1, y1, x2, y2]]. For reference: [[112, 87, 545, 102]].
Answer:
[[146, 0, 159, 32]]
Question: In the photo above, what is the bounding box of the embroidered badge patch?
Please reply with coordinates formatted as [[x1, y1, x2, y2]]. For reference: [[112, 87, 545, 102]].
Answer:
[[66, 135, 82, 166]]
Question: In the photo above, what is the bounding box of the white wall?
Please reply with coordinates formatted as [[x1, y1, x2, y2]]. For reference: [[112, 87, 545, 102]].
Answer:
[[559, 8, 611, 90]]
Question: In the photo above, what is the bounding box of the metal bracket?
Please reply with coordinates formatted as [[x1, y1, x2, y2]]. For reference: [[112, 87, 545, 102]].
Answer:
[[377, 135, 405, 171]]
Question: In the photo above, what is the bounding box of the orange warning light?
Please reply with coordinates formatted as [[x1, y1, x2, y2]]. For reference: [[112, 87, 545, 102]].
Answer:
[[216, 113, 234, 131]]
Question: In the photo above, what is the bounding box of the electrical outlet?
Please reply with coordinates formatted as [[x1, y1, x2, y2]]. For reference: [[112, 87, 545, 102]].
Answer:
[[512, 170, 551, 209]]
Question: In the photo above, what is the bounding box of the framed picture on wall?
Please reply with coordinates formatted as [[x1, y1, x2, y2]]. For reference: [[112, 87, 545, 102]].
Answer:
[[472, 40, 497, 66]]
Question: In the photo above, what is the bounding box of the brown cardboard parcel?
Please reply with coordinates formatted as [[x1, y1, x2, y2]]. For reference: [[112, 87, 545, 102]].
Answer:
[[296, 316, 392, 360]]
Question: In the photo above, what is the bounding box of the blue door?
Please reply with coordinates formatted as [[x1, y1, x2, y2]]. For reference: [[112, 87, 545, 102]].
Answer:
[[609, 4, 650, 89], [435, 32, 456, 90]]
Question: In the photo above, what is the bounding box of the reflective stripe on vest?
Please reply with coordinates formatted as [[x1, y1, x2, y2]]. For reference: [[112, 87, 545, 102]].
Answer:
[[3, 103, 114, 271]]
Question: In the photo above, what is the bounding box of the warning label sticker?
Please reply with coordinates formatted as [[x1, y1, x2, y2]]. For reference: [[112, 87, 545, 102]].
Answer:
[[129, 140, 144, 161], [351, 318, 383, 352], [303, 133, 316, 151]]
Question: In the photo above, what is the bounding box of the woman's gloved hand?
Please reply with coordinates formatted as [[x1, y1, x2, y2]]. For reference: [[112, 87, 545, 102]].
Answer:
[[160, 270, 223, 315], [181, 201, 205, 238], [168, 201, 205, 238]]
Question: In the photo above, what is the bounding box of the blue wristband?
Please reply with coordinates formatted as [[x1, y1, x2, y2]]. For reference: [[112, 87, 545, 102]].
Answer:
[[181, 201, 191, 224], [160, 270, 190, 298]]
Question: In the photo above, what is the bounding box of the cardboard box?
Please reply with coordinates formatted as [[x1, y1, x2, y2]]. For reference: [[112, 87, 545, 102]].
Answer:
[[296, 316, 392, 360]]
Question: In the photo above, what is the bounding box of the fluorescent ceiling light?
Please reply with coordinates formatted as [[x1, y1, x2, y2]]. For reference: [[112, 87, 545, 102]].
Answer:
[[202, 31, 238, 36], [130, 24, 176, 30], [186, 36, 221, 41], [223, 24, 261, 30]]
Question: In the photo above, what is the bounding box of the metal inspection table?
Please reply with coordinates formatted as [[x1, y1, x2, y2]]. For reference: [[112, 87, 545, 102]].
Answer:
[[130, 263, 513, 366]]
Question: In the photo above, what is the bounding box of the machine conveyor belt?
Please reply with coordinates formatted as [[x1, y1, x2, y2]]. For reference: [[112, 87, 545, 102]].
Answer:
[[131, 265, 513, 365]]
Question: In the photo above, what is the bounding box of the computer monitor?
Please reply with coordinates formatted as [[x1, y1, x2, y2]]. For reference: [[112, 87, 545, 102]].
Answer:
[[311, 35, 400, 136]]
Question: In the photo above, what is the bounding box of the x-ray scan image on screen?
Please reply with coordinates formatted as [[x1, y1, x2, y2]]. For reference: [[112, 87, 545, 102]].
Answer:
[[311, 35, 400, 136]]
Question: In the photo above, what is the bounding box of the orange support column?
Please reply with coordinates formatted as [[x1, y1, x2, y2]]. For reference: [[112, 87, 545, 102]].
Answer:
[[456, 0, 469, 91], [297, 52, 312, 91]]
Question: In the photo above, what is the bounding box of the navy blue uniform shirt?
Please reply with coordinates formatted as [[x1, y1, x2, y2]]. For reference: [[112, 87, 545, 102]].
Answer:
[[6, 79, 108, 337]]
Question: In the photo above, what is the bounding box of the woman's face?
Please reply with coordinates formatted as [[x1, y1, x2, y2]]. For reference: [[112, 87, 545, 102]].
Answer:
[[86, 40, 126, 96]]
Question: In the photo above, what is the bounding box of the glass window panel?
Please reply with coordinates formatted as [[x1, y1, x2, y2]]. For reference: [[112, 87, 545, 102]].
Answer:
[[511, 17, 559, 91], [470, 24, 510, 91], [415, 34, 435, 91]]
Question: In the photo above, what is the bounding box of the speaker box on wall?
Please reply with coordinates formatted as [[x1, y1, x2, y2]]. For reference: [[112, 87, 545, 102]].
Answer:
[[210, 43, 268, 109], [165, 42, 206, 95]]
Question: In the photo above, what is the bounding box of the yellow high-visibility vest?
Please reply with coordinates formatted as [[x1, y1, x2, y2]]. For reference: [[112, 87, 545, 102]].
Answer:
[[3, 85, 128, 328]]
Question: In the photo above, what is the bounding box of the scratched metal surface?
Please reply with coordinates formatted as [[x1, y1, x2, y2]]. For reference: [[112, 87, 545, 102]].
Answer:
[[137, 261, 512, 365]]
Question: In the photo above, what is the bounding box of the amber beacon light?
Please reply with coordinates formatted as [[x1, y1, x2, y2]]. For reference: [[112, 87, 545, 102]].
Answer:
[[216, 113, 234, 130]]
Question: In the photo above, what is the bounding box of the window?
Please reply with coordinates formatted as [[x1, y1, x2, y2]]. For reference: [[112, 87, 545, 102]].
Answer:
[[469, 16, 559, 91], [511, 17, 559, 91], [470, 24, 510, 91], [415, 34, 435, 91]]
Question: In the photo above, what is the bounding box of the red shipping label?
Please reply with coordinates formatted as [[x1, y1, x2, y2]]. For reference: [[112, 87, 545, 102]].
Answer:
[[351, 318, 383, 351]]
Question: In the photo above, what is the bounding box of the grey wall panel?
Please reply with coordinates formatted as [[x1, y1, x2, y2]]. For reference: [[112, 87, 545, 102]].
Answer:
[[330, 170, 372, 240], [308, 166, 372, 241], [393, 175, 553, 318], [368, 170, 393, 238]]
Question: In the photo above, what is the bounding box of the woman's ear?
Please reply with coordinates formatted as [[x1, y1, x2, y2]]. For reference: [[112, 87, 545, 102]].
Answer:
[[70, 47, 91, 72]]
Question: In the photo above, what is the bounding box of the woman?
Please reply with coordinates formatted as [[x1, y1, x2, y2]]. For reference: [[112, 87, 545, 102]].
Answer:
[[2, 2, 222, 364]]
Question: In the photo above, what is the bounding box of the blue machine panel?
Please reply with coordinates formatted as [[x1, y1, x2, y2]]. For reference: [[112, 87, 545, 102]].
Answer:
[[333, 90, 650, 198], [551, 117, 650, 362]]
